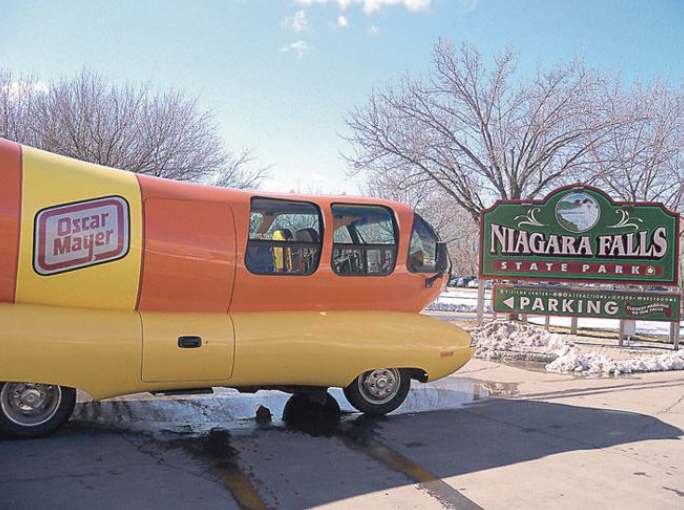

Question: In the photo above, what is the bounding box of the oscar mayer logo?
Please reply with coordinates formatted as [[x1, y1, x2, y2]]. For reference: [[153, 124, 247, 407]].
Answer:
[[34, 196, 130, 276]]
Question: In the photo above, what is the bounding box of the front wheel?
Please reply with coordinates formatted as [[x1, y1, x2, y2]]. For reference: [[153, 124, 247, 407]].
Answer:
[[0, 382, 76, 439], [343, 368, 410, 415]]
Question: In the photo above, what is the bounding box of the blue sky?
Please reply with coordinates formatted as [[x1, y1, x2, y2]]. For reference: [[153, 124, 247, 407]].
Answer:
[[2, 0, 684, 193]]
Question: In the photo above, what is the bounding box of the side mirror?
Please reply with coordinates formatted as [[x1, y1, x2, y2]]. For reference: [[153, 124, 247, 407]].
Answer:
[[425, 242, 451, 288], [436, 242, 450, 275]]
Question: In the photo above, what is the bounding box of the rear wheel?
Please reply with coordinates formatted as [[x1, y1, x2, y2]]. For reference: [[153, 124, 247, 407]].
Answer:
[[343, 368, 410, 415], [0, 382, 76, 438]]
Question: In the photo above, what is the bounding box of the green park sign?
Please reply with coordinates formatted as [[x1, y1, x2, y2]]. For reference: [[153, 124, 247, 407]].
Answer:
[[493, 285, 681, 322], [479, 185, 680, 285]]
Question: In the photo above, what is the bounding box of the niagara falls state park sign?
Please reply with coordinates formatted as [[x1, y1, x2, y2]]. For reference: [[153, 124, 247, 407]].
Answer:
[[479, 185, 680, 285]]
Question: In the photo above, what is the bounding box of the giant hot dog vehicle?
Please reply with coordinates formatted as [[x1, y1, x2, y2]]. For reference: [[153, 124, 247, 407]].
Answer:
[[0, 138, 474, 437]]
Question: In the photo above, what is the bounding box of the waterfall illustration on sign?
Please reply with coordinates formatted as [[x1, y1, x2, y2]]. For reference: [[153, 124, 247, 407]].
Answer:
[[555, 192, 601, 233]]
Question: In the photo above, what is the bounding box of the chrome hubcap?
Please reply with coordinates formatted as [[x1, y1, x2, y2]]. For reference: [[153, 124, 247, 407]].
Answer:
[[358, 368, 401, 405], [1, 383, 62, 427]]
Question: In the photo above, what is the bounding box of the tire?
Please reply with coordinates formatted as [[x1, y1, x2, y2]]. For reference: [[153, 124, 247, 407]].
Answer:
[[0, 382, 76, 439], [283, 391, 342, 434], [343, 368, 410, 415]]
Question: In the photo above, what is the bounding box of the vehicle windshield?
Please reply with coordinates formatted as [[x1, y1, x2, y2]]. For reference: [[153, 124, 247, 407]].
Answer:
[[408, 213, 439, 273]]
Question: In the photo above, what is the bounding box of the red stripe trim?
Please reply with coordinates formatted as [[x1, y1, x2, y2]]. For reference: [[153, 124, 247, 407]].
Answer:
[[134, 173, 146, 311], [13, 145, 22, 301], [0, 139, 23, 303]]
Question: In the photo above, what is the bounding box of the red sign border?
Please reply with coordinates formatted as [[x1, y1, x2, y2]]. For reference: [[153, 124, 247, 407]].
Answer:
[[479, 184, 681, 286], [33, 196, 130, 276]]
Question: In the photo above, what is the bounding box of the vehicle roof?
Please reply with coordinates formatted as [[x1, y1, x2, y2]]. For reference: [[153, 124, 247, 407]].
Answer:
[[137, 171, 414, 215], [6, 139, 414, 216]]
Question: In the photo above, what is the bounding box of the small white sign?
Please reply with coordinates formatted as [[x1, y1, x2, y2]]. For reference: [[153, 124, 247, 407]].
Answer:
[[623, 320, 637, 336]]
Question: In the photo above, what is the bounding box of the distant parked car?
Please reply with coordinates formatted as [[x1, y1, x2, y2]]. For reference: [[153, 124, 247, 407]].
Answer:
[[447, 276, 460, 287], [467, 278, 479, 288], [457, 276, 475, 287]]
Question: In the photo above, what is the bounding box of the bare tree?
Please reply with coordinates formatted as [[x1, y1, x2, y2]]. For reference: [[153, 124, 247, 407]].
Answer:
[[0, 69, 265, 189], [345, 40, 618, 222], [210, 147, 266, 190], [0, 71, 41, 144], [587, 80, 684, 209]]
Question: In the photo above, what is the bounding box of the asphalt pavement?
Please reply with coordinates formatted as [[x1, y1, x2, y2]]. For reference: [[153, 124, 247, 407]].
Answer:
[[1, 359, 683, 510]]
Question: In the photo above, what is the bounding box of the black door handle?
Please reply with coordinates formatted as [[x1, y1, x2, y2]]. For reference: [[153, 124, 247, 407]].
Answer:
[[178, 336, 202, 348]]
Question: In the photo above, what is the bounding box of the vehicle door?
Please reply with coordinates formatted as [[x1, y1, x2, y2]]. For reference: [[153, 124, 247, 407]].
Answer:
[[137, 196, 236, 383]]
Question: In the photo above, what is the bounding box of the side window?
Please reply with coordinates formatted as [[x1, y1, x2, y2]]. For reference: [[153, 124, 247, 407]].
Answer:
[[407, 213, 439, 273], [331, 204, 398, 276], [245, 198, 322, 275]]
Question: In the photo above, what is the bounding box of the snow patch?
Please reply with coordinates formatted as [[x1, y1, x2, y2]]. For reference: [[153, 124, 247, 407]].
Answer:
[[467, 321, 684, 376], [467, 321, 567, 360], [547, 345, 684, 376], [427, 302, 488, 313]]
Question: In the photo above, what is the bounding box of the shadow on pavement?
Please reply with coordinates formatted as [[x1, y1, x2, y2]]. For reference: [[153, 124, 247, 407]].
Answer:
[[0, 393, 681, 510]]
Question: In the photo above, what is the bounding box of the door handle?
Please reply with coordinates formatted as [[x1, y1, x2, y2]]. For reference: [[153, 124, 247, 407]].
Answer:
[[178, 336, 202, 348]]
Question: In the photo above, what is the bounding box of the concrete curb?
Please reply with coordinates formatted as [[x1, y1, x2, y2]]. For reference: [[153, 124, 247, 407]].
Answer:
[[72, 390, 290, 426]]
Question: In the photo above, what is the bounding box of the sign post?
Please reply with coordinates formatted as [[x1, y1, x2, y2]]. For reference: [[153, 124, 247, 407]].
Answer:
[[476, 278, 485, 326], [674, 323, 680, 350]]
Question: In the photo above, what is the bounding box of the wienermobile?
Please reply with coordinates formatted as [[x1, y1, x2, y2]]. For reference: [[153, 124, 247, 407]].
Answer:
[[0, 138, 474, 438]]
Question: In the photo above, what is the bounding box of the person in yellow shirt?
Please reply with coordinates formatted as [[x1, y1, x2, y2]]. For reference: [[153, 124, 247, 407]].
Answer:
[[272, 229, 293, 273]]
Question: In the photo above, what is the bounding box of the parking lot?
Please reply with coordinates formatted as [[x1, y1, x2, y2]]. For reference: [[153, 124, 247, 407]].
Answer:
[[1, 359, 683, 510]]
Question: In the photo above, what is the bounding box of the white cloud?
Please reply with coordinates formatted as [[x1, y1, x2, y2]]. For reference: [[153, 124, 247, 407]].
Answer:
[[282, 10, 309, 32], [458, 0, 478, 12], [1, 81, 49, 101], [367, 23, 379, 35], [336, 15, 349, 28], [278, 40, 314, 57], [295, 0, 432, 14]]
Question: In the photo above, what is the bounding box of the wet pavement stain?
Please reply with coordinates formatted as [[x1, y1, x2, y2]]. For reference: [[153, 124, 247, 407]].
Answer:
[[499, 359, 550, 373], [73, 379, 505, 510], [276, 393, 486, 510], [168, 427, 271, 510], [334, 419, 485, 510], [663, 486, 684, 497], [342, 438, 484, 510], [201, 429, 270, 510]]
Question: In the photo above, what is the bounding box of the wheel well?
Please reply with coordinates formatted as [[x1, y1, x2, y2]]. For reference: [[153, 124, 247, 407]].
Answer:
[[75, 388, 94, 403], [404, 368, 429, 383]]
